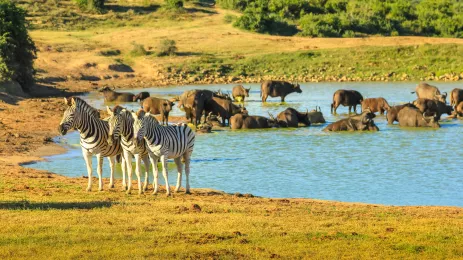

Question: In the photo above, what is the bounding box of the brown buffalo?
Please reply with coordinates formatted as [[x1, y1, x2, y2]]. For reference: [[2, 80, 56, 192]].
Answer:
[[361, 97, 391, 115], [230, 113, 277, 129], [232, 85, 251, 102], [450, 88, 463, 107], [307, 106, 326, 124], [141, 97, 175, 125], [323, 109, 378, 132], [386, 103, 416, 124], [133, 92, 150, 102], [204, 97, 234, 126], [331, 89, 363, 114], [397, 107, 440, 128], [276, 108, 311, 127], [411, 82, 447, 103], [413, 98, 453, 120], [260, 80, 302, 102], [99, 86, 135, 102]]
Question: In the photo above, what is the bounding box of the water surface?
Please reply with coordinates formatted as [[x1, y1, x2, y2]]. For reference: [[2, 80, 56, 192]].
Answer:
[[27, 82, 463, 206]]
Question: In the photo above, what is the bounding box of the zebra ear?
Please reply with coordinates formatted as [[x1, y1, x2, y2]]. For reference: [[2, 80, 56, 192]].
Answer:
[[131, 112, 138, 120], [106, 106, 113, 116], [70, 97, 76, 106], [63, 97, 68, 105]]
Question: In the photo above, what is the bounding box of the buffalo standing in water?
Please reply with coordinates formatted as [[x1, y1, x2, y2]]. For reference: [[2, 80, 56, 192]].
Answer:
[[386, 103, 416, 125], [99, 86, 135, 102], [232, 85, 251, 102], [411, 82, 447, 103], [276, 108, 311, 127], [307, 106, 326, 124], [331, 89, 363, 114], [397, 107, 440, 128], [323, 109, 378, 132], [450, 88, 463, 107], [141, 97, 175, 125], [260, 80, 302, 102], [361, 97, 391, 115]]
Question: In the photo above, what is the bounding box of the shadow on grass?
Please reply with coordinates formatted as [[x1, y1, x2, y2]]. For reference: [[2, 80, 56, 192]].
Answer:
[[28, 83, 86, 98], [106, 4, 160, 14], [0, 201, 114, 210], [185, 7, 217, 15]]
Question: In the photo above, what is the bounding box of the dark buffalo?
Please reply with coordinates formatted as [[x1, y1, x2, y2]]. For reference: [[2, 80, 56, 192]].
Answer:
[[260, 80, 302, 102], [276, 108, 311, 127], [386, 103, 416, 124], [411, 82, 447, 103], [450, 88, 463, 107], [141, 97, 175, 125], [413, 98, 453, 120], [361, 97, 391, 115], [397, 107, 440, 128], [307, 106, 326, 124], [323, 109, 378, 132], [232, 85, 251, 102], [230, 113, 277, 129], [99, 86, 135, 102], [133, 92, 150, 102], [450, 101, 463, 118], [331, 89, 363, 114], [204, 97, 234, 126]]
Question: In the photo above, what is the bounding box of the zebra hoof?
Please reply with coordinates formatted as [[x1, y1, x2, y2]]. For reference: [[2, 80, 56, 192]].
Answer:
[[126, 190, 131, 195], [185, 190, 191, 195], [86, 187, 92, 192]]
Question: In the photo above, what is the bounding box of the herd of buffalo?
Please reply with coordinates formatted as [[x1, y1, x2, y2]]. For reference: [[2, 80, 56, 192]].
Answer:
[[99, 81, 463, 132]]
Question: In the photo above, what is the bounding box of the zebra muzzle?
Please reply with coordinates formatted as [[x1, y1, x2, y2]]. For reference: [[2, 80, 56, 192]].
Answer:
[[58, 125, 67, 135]]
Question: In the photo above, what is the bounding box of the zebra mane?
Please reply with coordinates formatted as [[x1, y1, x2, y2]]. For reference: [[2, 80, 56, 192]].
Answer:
[[71, 97, 101, 118]]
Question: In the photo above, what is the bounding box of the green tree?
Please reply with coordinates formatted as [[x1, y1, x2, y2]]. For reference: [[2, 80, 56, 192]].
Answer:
[[0, 0, 36, 90]]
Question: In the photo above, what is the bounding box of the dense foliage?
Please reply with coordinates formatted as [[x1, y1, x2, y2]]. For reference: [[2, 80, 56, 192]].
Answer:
[[217, 0, 463, 37], [164, 0, 184, 10], [74, 0, 105, 12], [0, 0, 36, 89]]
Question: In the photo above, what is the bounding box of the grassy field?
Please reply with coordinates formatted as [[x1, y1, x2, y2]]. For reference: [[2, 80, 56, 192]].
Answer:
[[1, 169, 463, 259]]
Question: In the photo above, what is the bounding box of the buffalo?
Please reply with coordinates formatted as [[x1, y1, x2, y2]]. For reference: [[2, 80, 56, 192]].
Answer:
[[323, 109, 378, 132], [232, 85, 251, 102], [204, 97, 234, 126], [307, 106, 326, 124], [99, 86, 135, 102], [361, 97, 391, 115], [230, 113, 277, 129], [386, 103, 416, 124], [413, 98, 453, 120], [411, 82, 447, 103], [450, 88, 463, 107], [133, 92, 150, 102], [260, 80, 302, 102], [397, 107, 440, 128], [331, 89, 363, 114], [141, 97, 175, 125], [450, 101, 463, 118], [276, 108, 311, 127]]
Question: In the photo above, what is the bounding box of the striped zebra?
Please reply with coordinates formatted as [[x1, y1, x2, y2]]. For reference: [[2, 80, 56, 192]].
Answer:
[[58, 97, 125, 192], [132, 110, 195, 195], [106, 106, 151, 194]]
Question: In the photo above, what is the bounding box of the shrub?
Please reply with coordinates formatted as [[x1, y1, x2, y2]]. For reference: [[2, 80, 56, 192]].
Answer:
[[224, 14, 237, 24], [130, 43, 148, 57], [74, 0, 105, 12], [164, 0, 184, 9], [158, 39, 177, 56], [0, 0, 36, 89]]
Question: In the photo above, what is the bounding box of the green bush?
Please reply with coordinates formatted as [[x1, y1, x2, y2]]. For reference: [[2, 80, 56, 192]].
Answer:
[[164, 0, 184, 9], [74, 0, 105, 12], [130, 43, 148, 57], [0, 0, 36, 89], [158, 39, 177, 56]]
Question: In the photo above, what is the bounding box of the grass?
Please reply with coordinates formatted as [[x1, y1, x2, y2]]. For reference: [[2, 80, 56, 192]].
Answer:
[[1, 171, 463, 259]]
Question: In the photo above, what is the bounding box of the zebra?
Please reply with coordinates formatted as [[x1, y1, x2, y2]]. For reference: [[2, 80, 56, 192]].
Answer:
[[58, 97, 125, 192], [132, 110, 195, 195], [106, 106, 151, 195]]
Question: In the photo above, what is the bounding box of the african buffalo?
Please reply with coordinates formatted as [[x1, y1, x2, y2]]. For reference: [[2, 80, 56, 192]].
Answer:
[[411, 82, 447, 103], [260, 80, 302, 102], [386, 103, 416, 124], [232, 85, 251, 102], [450, 101, 463, 118], [141, 97, 175, 125], [204, 97, 234, 126], [276, 108, 311, 127], [99, 86, 135, 102], [323, 109, 378, 132], [450, 88, 463, 107], [397, 107, 440, 128], [307, 106, 326, 124], [133, 92, 150, 102], [331, 89, 363, 114], [361, 97, 391, 115], [230, 113, 277, 129], [413, 98, 453, 120]]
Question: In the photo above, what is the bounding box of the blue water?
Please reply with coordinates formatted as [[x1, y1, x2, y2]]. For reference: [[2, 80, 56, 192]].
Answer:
[[26, 82, 463, 206]]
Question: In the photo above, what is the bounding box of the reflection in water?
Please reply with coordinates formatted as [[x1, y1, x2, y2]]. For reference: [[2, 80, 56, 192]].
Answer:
[[27, 82, 463, 206]]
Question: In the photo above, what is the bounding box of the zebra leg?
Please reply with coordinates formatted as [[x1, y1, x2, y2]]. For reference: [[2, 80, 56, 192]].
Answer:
[[142, 154, 150, 192], [174, 157, 183, 193], [96, 154, 104, 191], [160, 155, 170, 196], [119, 154, 127, 190], [124, 150, 133, 195], [149, 153, 159, 195], [183, 152, 191, 194], [82, 148, 93, 192], [134, 154, 143, 195], [108, 155, 116, 189]]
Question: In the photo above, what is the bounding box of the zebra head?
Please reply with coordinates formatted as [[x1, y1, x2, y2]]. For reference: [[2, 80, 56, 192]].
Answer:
[[106, 106, 122, 146], [132, 110, 147, 146], [58, 97, 100, 136]]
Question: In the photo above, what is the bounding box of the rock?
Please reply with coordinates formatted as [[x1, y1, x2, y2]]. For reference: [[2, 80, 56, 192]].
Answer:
[[191, 204, 201, 212]]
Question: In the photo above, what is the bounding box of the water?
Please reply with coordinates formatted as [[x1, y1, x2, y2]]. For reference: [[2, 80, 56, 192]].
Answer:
[[26, 82, 463, 206]]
